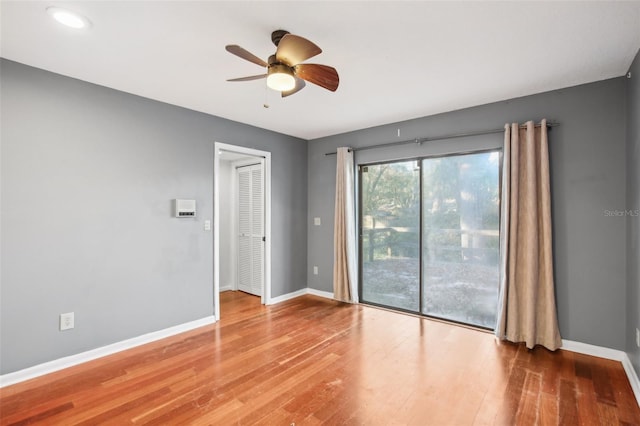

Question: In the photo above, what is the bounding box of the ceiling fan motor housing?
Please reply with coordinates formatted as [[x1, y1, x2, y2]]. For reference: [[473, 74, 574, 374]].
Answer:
[[271, 30, 290, 46], [268, 63, 293, 77], [268, 54, 293, 73]]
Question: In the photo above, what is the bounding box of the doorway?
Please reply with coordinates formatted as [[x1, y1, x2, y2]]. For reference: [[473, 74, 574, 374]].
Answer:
[[214, 142, 271, 321]]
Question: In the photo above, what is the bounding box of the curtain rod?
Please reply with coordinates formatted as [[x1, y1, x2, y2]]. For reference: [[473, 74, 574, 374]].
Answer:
[[324, 121, 560, 156]]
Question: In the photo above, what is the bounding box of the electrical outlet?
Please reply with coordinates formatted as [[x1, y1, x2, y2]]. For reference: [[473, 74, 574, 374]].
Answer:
[[636, 328, 639, 348], [60, 312, 74, 331], [313, 266, 318, 275]]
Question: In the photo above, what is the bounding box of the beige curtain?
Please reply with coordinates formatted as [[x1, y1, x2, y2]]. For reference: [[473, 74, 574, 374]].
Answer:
[[495, 119, 562, 350], [333, 147, 358, 303]]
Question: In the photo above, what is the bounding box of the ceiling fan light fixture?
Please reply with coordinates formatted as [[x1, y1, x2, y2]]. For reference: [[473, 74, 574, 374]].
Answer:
[[46, 6, 91, 29], [226, 30, 338, 97], [266, 64, 295, 92]]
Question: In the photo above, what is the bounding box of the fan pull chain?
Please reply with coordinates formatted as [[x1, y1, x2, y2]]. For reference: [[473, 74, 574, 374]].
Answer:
[[263, 85, 270, 109]]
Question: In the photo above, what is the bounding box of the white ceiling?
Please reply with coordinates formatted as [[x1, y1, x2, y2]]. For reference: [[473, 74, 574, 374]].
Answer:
[[2, 1, 640, 140]]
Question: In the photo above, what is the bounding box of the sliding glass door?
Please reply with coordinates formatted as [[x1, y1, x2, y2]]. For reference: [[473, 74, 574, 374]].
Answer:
[[421, 152, 500, 328], [360, 161, 420, 312], [360, 151, 500, 329]]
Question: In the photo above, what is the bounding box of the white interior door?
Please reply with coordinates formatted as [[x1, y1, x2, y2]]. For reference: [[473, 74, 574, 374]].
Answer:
[[237, 162, 264, 296]]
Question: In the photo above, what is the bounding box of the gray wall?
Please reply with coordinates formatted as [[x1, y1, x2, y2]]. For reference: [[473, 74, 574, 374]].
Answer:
[[1, 55, 634, 375], [627, 49, 640, 376], [308, 77, 628, 350], [0, 59, 307, 374]]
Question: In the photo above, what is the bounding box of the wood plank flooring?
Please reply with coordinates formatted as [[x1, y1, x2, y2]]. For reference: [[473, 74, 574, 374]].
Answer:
[[1, 291, 639, 425]]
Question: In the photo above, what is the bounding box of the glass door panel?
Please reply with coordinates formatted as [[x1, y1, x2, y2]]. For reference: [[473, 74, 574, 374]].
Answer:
[[360, 161, 420, 312], [421, 152, 500, 328]]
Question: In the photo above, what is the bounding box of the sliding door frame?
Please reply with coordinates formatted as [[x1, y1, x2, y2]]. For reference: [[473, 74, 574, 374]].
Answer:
[[357, 147, 503, 328]]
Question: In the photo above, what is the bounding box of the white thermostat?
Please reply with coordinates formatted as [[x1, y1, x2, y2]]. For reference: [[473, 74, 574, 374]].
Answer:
[[174, 199, 196, 218]]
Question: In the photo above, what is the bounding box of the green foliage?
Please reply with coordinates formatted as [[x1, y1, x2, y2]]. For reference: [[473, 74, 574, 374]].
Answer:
[[362, 161, 420, 228], [361, 152, 500, 263]]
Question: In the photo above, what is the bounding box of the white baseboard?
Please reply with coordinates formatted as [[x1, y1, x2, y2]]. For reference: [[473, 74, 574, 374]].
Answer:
[[306, 288, 335, 300], [562, 339, 640, 407], [267, 287, 335, 305], [622, 355, 640, 407], [561, 339, 627, 361], [219, 284, 234, 292], [267, 288, 308, 305], [0, 315, 216, 389]]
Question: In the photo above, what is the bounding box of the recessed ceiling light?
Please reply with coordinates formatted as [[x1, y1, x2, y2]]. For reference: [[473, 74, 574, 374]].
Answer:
[[46, 6, 91, 29]]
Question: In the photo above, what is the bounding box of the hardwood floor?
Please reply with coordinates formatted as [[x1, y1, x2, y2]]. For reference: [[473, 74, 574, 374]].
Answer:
[[1, 291, 639, 425]]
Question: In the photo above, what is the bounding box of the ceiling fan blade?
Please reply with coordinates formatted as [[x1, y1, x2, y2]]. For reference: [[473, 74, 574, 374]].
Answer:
[[275, 34, 322, 66], [225, 45, 268, 67], [227, 74, 267, 82], [294, 64, 339, 92], [281, 78, 306, 98]]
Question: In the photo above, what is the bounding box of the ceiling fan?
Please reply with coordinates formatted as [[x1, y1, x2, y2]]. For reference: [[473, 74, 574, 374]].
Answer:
[[225, 30, 339, 98]]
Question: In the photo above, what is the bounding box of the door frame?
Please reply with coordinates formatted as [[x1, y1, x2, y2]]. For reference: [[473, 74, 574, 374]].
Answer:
[[214, 142, 271, 320]]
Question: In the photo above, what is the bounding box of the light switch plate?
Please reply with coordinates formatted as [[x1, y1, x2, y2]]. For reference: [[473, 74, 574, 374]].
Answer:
[[314, 217, 321, 226]]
